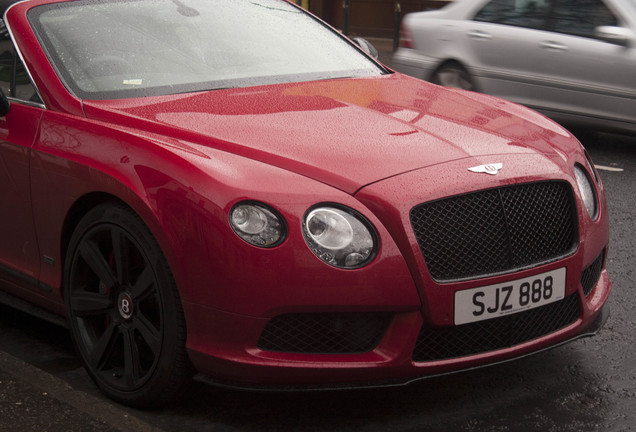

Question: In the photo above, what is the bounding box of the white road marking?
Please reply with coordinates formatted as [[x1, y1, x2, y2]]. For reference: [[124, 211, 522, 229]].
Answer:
[[595, 165, 624, 172]]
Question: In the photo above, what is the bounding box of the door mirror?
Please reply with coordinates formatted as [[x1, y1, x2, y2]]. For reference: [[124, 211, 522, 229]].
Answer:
[[353, 37, 379, 59], [595, 26, 634, 46], [0, 88, 10, 117]]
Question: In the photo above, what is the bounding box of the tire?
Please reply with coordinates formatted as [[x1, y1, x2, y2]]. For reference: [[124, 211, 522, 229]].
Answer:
[[64, 202, 192, 408], [431, 63, 476, 91]]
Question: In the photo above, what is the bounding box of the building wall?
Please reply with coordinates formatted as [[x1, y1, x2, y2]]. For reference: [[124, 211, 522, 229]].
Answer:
[[307, 0, 451, 38]]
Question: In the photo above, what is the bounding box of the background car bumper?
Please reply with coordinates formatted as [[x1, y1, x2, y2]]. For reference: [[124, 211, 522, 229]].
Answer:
[[391, 48, 438, 80]]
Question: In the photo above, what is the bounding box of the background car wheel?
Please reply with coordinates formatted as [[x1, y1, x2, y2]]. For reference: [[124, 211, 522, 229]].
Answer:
[[431, 63, 475, 91], [65, 202, 192, 408]]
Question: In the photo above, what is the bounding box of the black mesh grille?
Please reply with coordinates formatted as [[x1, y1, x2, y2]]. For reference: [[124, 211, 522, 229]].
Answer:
[[413, 294, 580, 362], [581, 251, 605, 296], [410, 181, 578, 281], [258, 313, 392, 354]]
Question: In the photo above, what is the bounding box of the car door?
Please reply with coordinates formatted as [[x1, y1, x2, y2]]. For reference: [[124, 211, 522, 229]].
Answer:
[[462, 0, 558, 106], [534, 0, 636, 125], [0, 24, 44, 287]]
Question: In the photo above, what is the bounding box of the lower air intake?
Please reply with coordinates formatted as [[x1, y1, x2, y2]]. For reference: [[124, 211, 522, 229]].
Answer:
[[413, 294, 580, 362], [258, 312, 392, 354]]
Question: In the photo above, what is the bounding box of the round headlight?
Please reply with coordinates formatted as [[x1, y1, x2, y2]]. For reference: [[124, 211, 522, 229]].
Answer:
[[574, 164, 598, 220], [230, 202, 286, 247], [303, 206, 377, 269]]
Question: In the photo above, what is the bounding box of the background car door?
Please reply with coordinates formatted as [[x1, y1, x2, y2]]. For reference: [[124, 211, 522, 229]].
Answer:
[[0, 27, 43, 286], [532, 0, 636, 125], [463, 0, 558, 106]]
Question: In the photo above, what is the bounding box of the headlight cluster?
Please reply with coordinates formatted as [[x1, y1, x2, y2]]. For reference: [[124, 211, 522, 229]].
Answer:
[[303, 206, 377, 269], [229, 201, 378, 269], [574, 164, 598, 220], [230, 202, 286, 247]]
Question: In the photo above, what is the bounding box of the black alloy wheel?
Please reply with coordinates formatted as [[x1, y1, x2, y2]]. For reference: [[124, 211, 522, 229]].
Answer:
[[65, 202, 191, 407]]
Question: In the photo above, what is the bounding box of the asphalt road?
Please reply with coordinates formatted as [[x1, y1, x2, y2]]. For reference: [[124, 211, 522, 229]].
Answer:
[[0, 131, 634, 432]]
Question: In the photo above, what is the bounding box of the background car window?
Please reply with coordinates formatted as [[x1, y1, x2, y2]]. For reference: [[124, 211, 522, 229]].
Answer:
[[474, 0, 550, 29], [549, 0, 617, 38], [0, 20, 42, 104]]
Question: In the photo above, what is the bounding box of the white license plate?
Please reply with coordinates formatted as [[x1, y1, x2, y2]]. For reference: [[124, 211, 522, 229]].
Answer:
[[454, 268, 566, 325]]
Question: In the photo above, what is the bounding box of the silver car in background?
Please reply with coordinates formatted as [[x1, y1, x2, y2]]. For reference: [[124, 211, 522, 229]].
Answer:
[[393, 0, 636, 134]]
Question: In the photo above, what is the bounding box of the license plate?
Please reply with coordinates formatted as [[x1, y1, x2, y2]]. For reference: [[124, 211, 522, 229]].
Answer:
[[454, 268, 566, 325]]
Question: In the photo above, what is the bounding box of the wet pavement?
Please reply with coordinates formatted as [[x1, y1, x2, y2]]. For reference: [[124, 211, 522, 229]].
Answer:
[[0, 356, 122, 432]]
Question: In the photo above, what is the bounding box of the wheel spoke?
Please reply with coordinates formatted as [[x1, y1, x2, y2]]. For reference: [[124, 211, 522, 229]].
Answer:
[[122, 327, 141, 387], [79, 240, 117, 289], [132, 314, 161, 357], [70, 291, 113, 316], [111, 227, 130, 286], [130, 265, 155, 302], [88, 321, 118, 370]]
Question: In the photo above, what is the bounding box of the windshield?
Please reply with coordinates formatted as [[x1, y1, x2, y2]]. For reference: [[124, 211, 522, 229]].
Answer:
[[28, 0, 384, 100]]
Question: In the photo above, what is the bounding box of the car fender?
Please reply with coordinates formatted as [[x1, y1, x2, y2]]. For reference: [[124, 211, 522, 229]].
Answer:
[[29, 110, 421, 318]]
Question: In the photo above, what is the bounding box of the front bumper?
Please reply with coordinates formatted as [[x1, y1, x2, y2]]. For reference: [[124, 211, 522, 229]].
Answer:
[[185, 265, 610, 390]]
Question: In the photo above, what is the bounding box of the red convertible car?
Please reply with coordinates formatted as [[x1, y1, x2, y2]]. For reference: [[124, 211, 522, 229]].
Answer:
[[0, 0, 610, 407]]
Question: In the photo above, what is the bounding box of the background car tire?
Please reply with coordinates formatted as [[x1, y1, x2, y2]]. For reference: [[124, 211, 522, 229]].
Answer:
[[64, 202, 192, 408], [431, 62, 476, 91]]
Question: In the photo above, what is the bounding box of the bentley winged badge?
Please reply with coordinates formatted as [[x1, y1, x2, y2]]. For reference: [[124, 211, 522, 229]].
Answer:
[[468, 163, 503, 175]]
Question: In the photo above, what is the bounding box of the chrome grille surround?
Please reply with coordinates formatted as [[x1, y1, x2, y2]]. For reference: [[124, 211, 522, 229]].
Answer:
[[410, 181, 579, 282]]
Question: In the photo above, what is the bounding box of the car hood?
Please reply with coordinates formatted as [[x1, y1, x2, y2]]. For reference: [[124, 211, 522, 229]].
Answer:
[[82, 73, 575, 194]]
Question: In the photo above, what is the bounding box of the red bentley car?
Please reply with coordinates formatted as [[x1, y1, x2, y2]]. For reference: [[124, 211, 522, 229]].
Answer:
[[0, 0, 610, 407]]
